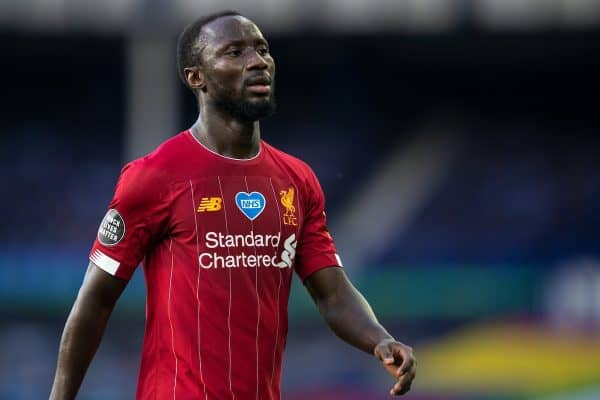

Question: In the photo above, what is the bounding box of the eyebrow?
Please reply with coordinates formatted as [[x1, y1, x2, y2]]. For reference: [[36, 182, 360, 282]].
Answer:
[[217, 38, 269, 51]]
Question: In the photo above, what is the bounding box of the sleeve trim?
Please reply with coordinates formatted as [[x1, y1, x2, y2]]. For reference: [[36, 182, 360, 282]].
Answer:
[[90, 249, 121, 276], [296, 251, 342, 281]]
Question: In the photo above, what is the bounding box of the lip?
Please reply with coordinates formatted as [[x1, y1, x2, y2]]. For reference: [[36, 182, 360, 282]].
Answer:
[[245, 75, 272, 95], [246, 84, 271, 94], [245, 75, 271, 86]]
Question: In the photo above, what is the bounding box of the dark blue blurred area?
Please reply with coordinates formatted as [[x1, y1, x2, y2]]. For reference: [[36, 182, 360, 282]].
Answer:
[[382, 129, 600, 264], [1, 35, 125, 248]]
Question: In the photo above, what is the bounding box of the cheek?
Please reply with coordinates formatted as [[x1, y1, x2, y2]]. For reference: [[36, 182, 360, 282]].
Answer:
[[207, 75, 240, 99], [212, 62, 243, 87]]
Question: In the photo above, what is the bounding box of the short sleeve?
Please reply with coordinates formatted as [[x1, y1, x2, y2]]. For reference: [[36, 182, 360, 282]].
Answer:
[[89, 160, 169, 280], [294, 167, 342, 281]]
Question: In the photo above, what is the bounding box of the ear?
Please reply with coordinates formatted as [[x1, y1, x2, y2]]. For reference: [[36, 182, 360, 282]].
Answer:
[[185, 66, 206, 92]]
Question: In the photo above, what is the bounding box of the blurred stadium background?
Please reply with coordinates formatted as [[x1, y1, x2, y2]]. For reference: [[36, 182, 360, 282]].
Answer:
[[2, 0, 600, 399]]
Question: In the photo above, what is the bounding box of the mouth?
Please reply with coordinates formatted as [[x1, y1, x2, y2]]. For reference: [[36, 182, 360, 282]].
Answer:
[[245, 76, 272, 95]]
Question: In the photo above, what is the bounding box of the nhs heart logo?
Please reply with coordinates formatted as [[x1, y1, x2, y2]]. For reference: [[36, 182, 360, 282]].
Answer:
[[235, 191, 266, 221]]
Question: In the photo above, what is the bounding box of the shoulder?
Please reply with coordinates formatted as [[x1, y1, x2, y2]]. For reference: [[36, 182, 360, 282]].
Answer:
[[130, 131, 190, 169], [121, 131, 190, 181], [262, 141, 317, 180], [115, 131, 192, 202], [262, 141, 324, 204]]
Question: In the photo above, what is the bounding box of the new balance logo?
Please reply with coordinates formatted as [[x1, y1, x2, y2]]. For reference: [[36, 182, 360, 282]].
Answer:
[[197, 197, 223, 212]]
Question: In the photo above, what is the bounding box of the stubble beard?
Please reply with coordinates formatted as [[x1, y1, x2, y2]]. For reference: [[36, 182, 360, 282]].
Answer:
[[212, 83, 277, 122]]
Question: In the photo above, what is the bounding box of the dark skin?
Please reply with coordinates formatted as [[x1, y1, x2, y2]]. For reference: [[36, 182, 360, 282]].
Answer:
[[50, 263, 126, 400], [185, 15, 274, 158], [50, 15, 416, 399]]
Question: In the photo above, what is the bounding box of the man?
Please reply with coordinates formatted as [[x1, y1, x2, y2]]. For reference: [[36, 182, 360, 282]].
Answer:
[[50, 11, 416, 400]]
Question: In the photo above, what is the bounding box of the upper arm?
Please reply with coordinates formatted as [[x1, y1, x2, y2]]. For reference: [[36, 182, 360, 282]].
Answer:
[[304, 266, 351, 304], [294, 165, 342, 281], [75, 261, 128, 311], [89, 161, 170, 281]]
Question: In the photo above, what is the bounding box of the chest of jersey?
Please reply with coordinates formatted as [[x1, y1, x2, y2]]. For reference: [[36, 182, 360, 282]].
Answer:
[[169, 175, 303, 273]]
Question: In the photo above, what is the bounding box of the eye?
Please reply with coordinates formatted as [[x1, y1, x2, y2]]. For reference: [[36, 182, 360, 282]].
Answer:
[[225, 49, 242, 57], [257, 46, 270, 56]]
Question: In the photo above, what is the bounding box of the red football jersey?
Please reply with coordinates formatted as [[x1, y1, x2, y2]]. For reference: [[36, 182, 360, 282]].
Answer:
[[89, 130, 342, 400]]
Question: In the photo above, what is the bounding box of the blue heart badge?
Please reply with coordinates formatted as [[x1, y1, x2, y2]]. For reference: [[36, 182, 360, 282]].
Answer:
[[235, 191, 266, 221]]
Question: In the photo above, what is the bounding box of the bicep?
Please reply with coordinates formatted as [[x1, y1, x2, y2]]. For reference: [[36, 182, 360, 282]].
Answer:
[[294, 168, 342, 281], [304, 266, 351, 304], [76, 261, 128, 310], [89, 161, 169, 280]]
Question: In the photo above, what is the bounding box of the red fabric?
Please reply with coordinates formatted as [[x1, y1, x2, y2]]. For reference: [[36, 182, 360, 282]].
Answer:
[[89, 130, 341, 400]]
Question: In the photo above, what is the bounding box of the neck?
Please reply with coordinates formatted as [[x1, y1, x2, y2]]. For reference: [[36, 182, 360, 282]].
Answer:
[[191, 104, 261, 160]]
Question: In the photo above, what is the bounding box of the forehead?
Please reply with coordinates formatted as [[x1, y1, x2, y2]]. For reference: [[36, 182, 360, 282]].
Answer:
[[201, 16, 266, 48]]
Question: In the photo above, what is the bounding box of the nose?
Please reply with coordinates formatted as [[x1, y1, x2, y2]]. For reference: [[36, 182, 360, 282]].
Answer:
[[247, 50, 269, 70]]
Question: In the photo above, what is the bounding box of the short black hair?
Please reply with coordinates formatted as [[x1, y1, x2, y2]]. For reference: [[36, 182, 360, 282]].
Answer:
[[177, 10, 242, 88]]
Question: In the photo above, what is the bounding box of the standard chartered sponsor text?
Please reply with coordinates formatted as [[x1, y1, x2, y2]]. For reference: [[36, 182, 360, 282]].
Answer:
[[200, 231, 297, 269]]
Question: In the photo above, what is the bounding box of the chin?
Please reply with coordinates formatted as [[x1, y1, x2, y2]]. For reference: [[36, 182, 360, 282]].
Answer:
[[215, 94, 276, 121], [241, 98, 276, 120]]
